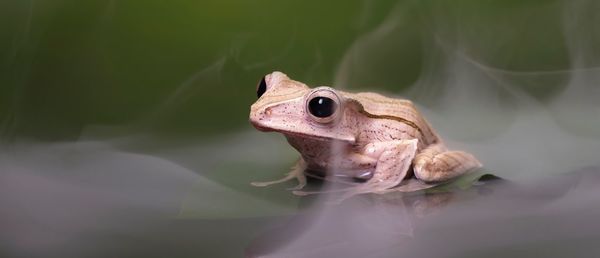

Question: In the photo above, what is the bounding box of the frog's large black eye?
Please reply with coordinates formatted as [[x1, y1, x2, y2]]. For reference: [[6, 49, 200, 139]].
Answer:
[[308, 96, 337, 118], [256, 77, 267, 98], [305, 87, 342, 124]]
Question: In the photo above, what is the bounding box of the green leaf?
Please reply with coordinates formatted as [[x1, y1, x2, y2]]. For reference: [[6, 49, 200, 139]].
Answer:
[[425, 168, 501, 194]]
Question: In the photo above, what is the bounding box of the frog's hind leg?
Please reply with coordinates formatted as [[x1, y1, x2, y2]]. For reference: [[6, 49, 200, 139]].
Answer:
[[251, 159, 307, 190], [293, 139, 418, 200], [413, 144, 482, 183]]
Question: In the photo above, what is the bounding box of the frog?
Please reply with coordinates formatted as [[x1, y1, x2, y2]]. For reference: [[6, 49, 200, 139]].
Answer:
[[249, 71, 482, 198]]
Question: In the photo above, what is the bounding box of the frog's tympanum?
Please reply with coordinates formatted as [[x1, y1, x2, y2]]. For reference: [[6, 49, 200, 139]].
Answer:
[[249, 71, 482, 197]]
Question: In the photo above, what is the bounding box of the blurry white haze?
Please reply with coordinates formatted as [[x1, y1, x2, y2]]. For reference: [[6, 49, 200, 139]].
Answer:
[[2, 0, 600, 257]]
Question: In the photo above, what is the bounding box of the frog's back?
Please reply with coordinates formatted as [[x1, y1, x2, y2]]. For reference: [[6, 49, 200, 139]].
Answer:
[[341, 91, 440, 145]]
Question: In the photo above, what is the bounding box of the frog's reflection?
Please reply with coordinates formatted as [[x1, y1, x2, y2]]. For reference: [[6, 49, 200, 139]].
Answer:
[[244, 166, 600, 258], [245, 178, 495, 258]]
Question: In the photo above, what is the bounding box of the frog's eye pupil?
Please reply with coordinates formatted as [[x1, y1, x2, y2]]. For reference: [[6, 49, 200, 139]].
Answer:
[[257, 77, 267, 98], [308, 97, 337, 118]]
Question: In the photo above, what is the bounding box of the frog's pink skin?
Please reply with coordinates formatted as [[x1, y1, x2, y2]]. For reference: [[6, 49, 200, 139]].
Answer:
[[249, 71, 482, 198]]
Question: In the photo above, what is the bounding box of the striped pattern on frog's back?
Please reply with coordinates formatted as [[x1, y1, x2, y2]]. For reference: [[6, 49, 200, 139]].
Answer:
[[340, 91, 440, 145]]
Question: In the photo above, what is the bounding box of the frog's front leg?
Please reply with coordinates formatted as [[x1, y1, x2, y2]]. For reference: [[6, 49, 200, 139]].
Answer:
[[353, 139, 418, 192], [251, 158, 307, 190], [293, 139, 418, 197]]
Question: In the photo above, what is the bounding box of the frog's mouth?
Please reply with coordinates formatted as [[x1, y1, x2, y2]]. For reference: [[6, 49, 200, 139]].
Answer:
[[253, 122, 345, 141], [249, 119, 272, 132], [250, 117, 355, 143], [283, 131, 356, 144]]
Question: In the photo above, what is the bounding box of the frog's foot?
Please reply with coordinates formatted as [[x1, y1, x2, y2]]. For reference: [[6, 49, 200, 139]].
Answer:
[[251, 159, 307, 190], [285, 178, 307, 191], [413, 144, 482, 183]]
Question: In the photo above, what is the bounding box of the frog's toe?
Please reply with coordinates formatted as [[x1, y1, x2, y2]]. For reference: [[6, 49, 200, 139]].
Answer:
[[291, 190, 316, 196], [286, 182, 306, 191], [250, 181, 271, 187]]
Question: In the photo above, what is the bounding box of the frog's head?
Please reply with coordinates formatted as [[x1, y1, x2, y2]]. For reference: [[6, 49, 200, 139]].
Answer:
[[249, 71, 355, 143]]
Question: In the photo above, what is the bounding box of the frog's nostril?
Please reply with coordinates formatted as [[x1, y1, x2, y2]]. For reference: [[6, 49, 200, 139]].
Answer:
[[265, 107, 272, 116]]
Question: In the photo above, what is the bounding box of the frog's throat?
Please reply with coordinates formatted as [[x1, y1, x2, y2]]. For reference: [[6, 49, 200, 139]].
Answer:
[[283, 131, 355, 144]]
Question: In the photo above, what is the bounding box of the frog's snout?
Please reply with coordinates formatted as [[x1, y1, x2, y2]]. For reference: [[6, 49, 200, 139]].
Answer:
[[249, 106, 272, 132]]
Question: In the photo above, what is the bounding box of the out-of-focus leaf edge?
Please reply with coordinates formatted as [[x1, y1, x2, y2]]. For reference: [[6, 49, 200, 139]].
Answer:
[[424, 168, 502, 194]]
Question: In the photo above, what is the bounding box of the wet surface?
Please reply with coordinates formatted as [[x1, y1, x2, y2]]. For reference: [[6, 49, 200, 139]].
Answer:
[[246, 167, 600, 258]]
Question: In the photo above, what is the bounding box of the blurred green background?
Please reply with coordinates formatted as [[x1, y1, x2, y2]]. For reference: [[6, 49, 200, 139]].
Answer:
[[3, 1, 600, 257], [1, 0, 587, 141]]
